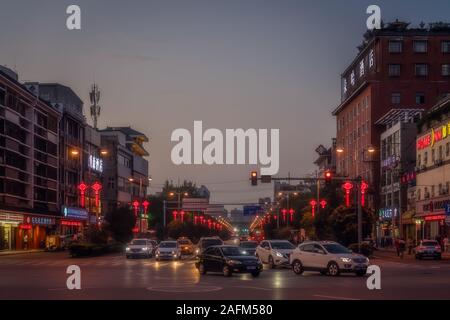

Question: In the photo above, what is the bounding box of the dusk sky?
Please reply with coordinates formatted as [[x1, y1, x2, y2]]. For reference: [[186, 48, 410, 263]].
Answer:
[[1, 0, 449, 205]]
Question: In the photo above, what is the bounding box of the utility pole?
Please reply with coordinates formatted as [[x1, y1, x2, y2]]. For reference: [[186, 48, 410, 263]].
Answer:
[[89, 84, 101, 129]]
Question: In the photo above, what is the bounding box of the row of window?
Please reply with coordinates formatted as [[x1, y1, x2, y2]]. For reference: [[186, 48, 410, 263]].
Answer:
[[337, 96, 370, 132], [388, 63, 450, 77], [390, 92, 434, 105], [417, 142, 450, 167], [389, 40, 450, 54], [417, 182, 450, 201]]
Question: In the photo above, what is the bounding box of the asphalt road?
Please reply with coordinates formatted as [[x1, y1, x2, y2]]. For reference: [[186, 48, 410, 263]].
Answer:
[[1, 251, 449, 300]]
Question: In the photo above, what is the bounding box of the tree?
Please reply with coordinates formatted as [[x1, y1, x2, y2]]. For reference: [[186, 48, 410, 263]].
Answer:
[[104, 206, 136, 243], [328, 205, 375, 246]]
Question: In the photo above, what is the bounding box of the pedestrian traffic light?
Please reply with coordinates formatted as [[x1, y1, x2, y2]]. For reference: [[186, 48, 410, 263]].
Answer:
[[250, 171, 258, 186], [324, 171, 332, 185]]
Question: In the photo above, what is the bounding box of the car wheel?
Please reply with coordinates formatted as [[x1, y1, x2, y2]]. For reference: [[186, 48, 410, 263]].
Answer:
[[327, 262, 340, 277], [292, 260, 304, 275], [198, 263, 207, 275], [268, 256, 275, 269], [223, 265, 232, 277], [251, 272, 260, 277]]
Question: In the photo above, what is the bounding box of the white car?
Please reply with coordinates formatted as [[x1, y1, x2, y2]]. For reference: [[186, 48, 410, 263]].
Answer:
[[155, 241, 182, 260], [256, 240, 296, 268], [290, 241, 369, 277], [125, 239, 155, 259]]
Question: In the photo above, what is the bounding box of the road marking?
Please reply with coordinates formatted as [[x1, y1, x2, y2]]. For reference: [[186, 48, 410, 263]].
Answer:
[[313, 294, 360, 300], [232, 285, 272, 291]]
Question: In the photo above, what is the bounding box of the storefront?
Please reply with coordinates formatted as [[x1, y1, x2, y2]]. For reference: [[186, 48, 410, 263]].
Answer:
[[18, 215, 57, 250], [59, 206, 88, 237], [416, 197, 450, 239], [0, 211, 23, 251]]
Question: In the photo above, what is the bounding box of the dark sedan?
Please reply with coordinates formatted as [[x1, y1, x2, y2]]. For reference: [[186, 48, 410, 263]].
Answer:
[[239, 241, 259, 256], [196, 245, 263, 277]]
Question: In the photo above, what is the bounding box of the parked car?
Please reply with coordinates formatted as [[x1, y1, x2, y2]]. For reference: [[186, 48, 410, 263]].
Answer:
[[155, 241, 182, 260], [414, 240, 442, 260], [125, 239, 155, 259], [290, 241, 369, 277], [195, 237, 224, 256], [177, 237, 194, 255], [256, 240, 295, 268], [239, 241, 259, 256], [196, 245, 263, 277]]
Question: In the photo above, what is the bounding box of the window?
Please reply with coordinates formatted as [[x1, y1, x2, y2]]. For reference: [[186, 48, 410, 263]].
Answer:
[[391, 93, 401, 104], [389, 40, 403, 53], [389, 64, 401, 77], [446, 142, 450, 157], [432, 149, 435, 163], [431, 185, 435, 198], [424, 152, 428, 165], [439, 184, 443, 195], [442, 41, 450, 53], [417, 188, 421, 201], [439, 145, 443, 161], [415, 64, 428, 76], [414, 40, 428, 53], [442, 64, 450, 76], [0, 87, 5, 106], [417, 154, 421, 167], [416, 92, 425, 105]]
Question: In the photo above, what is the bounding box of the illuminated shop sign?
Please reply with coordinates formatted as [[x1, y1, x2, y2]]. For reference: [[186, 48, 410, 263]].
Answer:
[[342, 48, 375, 97], [60, 220, 83, 227], [62, 206, 88, 220], [89, 155, 103, 172], [422, 199, 450, 213], [417, 121, 450, 150], [379, 208, 398, 220], [382, 155, 400, 169], [24, 216, 55, 226], [424, 215, 446, 222]]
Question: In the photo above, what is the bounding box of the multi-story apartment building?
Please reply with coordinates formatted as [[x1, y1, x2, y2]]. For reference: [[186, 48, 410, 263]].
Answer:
[[0, 67, 61, 250], [415, 95, 450, 240], [27, 83, 89, 235], [333, 21, 450, 211], [375, 109, 422, 240], [100, 127, 149, 231]]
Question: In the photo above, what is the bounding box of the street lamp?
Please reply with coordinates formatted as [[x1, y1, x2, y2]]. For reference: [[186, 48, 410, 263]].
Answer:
[[70, 149, 80, 157]]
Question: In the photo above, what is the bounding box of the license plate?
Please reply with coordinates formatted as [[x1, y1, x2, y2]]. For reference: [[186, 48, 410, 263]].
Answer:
[[247, 266, 257, 270]]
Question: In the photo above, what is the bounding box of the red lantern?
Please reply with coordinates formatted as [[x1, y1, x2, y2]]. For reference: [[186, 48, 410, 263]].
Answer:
[[342, 182, 354, 207], [360, 181, 369, 207], [281, 209, 287, 222], [91, 182, 102, 208], [78, 182, 88, 208], [320, 199, 327, 209], [172, 210, 178, 220], [180, 210, 185, 223], [194, 215, 198, 225], [142, 200, 150, 214], [310, 200, 317, 217], [132, 200, 140, 217], [289, 209, 295, 222]]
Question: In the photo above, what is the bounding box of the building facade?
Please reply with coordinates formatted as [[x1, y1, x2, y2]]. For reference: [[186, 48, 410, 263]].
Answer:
[[0, 67, 61, 250], [100, 127, 149, 231], [333, 21, 450, 212], [376, 109, 422, 241], [415, 96, 450, 240]]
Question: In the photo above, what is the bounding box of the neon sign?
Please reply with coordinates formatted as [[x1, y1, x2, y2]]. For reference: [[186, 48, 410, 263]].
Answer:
[[417, 121, 450, 150]]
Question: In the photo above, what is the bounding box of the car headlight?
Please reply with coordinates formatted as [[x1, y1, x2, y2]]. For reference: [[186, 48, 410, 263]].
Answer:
[[142, 247, 148, 251], [156, 251, 160, 255], [227, 260, 242, 265], [340, 257, 352, 263], [126, 247, 130, 251], [171, 251, 175, 254], [275, 251, 284, 258], [195, 248, 200, 254]]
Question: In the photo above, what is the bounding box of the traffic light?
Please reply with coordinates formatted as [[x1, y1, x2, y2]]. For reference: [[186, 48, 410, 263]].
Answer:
[[324, 171, 332, 185], [250, 171, 258, 186]]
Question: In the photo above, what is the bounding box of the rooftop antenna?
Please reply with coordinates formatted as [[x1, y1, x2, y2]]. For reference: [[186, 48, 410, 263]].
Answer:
[[89, 83, 101, 129]]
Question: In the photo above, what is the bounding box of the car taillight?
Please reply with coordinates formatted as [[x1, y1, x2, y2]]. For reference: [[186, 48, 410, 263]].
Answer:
[[435, 246, 441, 251]]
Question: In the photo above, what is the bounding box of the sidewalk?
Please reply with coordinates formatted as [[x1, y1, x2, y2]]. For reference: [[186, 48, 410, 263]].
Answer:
[[0, 249, 45, 257], [373, 247, 450, 260]]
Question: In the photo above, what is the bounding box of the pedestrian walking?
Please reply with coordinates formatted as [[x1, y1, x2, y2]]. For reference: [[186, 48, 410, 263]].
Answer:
[[407, 238, 413, 255], [395, 238, 400, 256], [23, 234, 28, 250], [399, 238, 406, 259]]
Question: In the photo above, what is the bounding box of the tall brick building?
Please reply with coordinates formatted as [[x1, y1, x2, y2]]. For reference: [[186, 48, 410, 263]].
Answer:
[[333, 21, 450, 210]]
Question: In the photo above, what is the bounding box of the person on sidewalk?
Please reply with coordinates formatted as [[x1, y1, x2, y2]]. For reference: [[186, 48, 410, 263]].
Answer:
[[394, 238, 400, 256], [398, 238, 406, 259], [23, 234, 28, 250], [407, 238, 413, 255], [444, 236, 449, 253]]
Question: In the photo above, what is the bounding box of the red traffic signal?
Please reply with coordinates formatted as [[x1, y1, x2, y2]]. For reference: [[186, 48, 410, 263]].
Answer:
[[324, 171, 332, 185], [250, 171, 258, 186]]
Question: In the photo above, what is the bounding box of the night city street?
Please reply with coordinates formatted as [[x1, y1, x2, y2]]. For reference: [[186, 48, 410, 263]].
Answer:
[[2, 1, 450, 308], [1, 251, 449, 300]]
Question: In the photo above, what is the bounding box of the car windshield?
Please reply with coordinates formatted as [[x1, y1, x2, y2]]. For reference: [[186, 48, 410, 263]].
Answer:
[[240, 242, 258, 248], [159, 242, 177, 248], [178, 240, 191, 244], [323, 243, 351, 254], [131, 240, 147, 245], [271, 241, 295, 249], [202, 239, 222, 247], [221, 247, 245, 256], [422, 241, 438, 246]]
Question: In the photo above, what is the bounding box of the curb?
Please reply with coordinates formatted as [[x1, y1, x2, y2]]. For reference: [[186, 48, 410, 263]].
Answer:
[[0, 250, 45, 257]]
